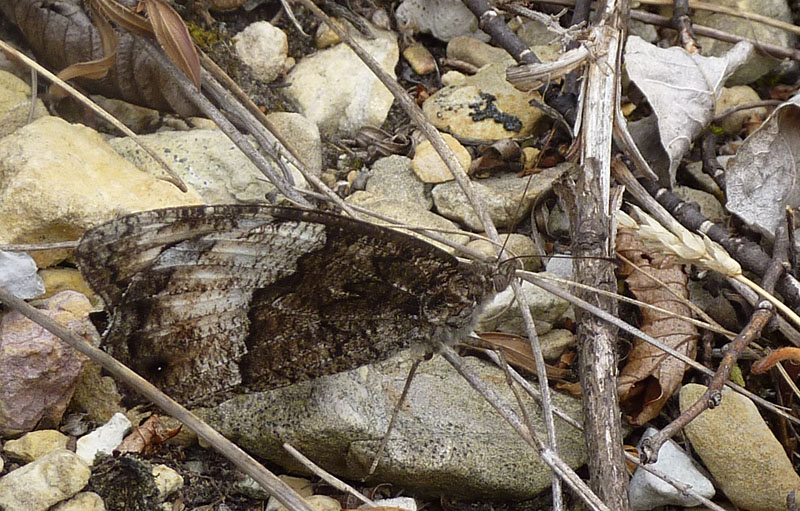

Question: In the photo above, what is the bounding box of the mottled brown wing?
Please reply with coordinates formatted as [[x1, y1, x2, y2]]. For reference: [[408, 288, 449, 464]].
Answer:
[[76, 205, 493, 404]]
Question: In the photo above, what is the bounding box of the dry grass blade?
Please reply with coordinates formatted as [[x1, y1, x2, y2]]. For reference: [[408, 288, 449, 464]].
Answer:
[[143, 0, 202, 88], [91, 0, 152, 36]]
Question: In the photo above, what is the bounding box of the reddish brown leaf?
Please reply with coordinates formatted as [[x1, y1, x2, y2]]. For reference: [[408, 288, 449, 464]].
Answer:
[[475, 331, 569, 380], [751, 347, 800, 374], [116, 414, 181, 455], [616, 226, 699, 426], [143, 0, 202, 88]]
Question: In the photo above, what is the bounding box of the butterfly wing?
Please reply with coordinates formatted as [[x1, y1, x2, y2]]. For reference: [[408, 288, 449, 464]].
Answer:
[[76, 205, 493, 404]]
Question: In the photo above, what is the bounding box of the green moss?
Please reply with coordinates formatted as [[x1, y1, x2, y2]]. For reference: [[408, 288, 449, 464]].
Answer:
[[187, 21, 227, 50]]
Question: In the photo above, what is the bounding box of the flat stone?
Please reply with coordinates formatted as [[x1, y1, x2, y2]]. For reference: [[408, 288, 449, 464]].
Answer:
[[403, 44, 436, 75], [680, 383, 800, 511], [3, 430, 69, 462], [109, 129, 300, 205], [411, 134, 471, 183], [477, 277, 570, 336], [423, 59, 544, 141], [0, 117, 204, 268], [195, 354, 585, 500], [0, 449, 90, 511], [432, 163, 570, 230], [284, 25, 398, 137], [366, 155, 432, 210]]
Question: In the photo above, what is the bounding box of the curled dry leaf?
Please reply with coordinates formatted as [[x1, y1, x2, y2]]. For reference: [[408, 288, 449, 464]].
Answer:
[[616, 225, 699, 426], [751, 347, 800, 375], [472, 332, 569, 380], [115, 414, 181, 455]]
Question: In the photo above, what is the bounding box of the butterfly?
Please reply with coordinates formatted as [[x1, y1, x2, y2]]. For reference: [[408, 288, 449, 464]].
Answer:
[[76, 205, 506, 404]]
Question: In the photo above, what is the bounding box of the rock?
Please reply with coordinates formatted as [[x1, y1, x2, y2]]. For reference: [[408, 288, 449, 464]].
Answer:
[[516, 20, 559, 47], [692, 0, 795, 84], [69, 362, 125, 425], [315, 19, 343, 49], [715, 86, 768, 134], [346, 193, 468, 252], [395, 0, 487, 42], [152, 464, 183, 503], [432, 163, 570, 230], [0, 70, 48, 139], [0, 291, 98, 437], [539, 329, 575, 361], [306, 495, 342, 511], [50, 491, 106, 511], [0, 250, 44, 300], [673, 186, 726, 224], [465, 233, 541, 272], [403, 44, 436, 76], [411, 134, 471, 183], [264, 475, 313, 509], [284, 25, 398, 137], [3, 430, 69, 462], [38, 268, 100, 307], [476, 277, 570, 336], [0, 117, 204, 268], [629, 427, 715, 510], [109, 129, 302, 205], [234, 22, 289, 83], [423, 59, 544, 141], [265, 112, 323, 177], [446, 37, 510, 69], [196, 354, 585, 500], [680, 383, 800, 511], [364, 497, 417, 511], [366, 155, 432, 209], [76, 412, 131, 465], [0, 449, 90, 511], [89, 95, 160, 133]]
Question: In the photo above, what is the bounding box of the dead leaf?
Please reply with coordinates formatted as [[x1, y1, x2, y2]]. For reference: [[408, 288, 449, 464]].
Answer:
[[116, 414, 181, 455], [616, 226, 699, 426], [143, 0, 202, 88], [474, 332, 569, 380], [751, 347, 800, 374], [624, 35, 752, 186]]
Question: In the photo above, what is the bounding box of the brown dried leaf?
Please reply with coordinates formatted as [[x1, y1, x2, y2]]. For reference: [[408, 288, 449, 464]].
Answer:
[[475, 331, 568, 380], [143, 0, 202, 88], [116, 414, 181, 455], [616, 226, 699, 426]]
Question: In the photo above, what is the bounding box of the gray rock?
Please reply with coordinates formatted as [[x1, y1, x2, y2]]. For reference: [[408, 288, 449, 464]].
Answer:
[[196, 354, 585, 500], [284, 26, 398, 137], [364, 497, 416, 511], [432, 163, 570, 230], [693, 0, 795, 84], [346, 193, 469, 252], [234, 22, 289, 83], [681, 383, 800, 511], [476, 277, 570, 336], [466, 233, 541, 272], [0, 450, 90, 511], [629, 427, 714, 510], [539, 329, 575, 361], [266, 112, 323, 178], [109, 129, 303, 205], [673, 186, 726, 224], [366, 155, 432, 210], [446, 37, 510, 69], [395, 0, 487, 42], [0, 251, 44, 300]]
